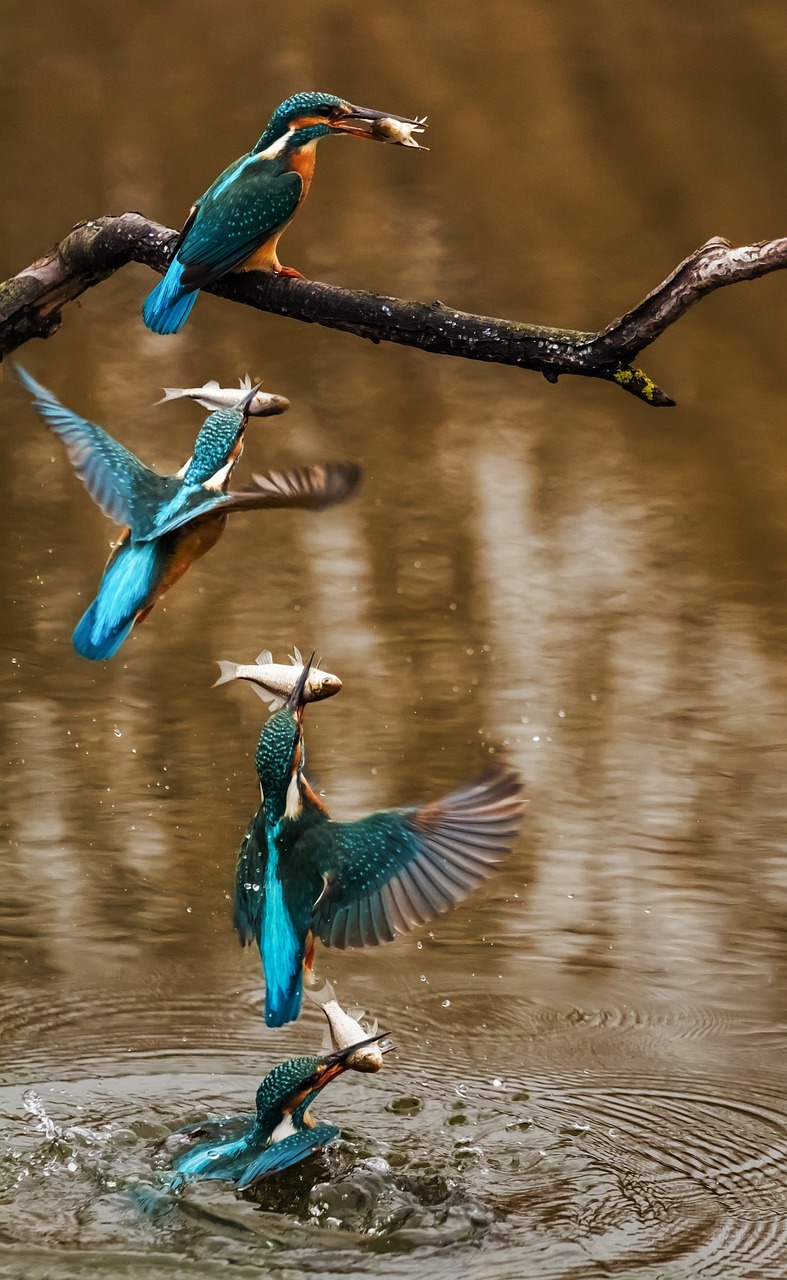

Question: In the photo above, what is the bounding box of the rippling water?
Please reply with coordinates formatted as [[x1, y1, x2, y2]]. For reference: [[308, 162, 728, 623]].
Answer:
[[3, 2, 787, 1277]]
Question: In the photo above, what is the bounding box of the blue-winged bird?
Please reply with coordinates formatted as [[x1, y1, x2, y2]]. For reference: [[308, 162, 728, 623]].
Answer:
[[17, 367, 360, 660], [142, 91, 426, 334], [171, 1033, 391, 1189], [232, 659, 526, 1027]]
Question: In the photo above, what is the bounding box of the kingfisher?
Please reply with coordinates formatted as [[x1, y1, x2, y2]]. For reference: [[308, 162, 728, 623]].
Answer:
[[142, 91, 425, 335], [170, 1033, 392, 1190], [16, 366, 360, 661], [232, 659, 526, 1027]]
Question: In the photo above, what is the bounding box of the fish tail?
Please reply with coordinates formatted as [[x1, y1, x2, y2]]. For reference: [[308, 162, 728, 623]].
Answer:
[[305, 978, 337, 1009], [154, 388, 186, 405], [142, 259, 199, 335], [213, 660, 240, 686]]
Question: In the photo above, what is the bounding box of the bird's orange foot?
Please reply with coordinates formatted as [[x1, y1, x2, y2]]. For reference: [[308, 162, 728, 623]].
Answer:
[[275, 265, 306, 280]]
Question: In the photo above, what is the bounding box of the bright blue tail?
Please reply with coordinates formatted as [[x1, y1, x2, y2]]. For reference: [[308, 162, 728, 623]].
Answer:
[[142, 259, 199, 335], [262, 867, 304, 1027], [73, 602, 136, 661], [72, 541, 161, 661], [264, 969, 303, 1028]]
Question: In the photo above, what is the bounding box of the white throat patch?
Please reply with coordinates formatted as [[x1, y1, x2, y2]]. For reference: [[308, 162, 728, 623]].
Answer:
[[270, 1113, 297, 1144], [284, 772, 302, 820]]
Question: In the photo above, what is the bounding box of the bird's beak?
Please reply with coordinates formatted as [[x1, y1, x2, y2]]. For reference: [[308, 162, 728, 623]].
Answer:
[[330, 103, 421, 139], [285, 650, 315, 715], [311, 1034, 394, 1088], [236, 382, 263, 421]]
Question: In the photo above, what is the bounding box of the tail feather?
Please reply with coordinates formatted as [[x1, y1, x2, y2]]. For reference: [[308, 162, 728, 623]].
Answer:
[[72, 541, 161, 661], [72, 601, 136, 661], [264, 970, 303, 1028], [143, 259, 199, 335]]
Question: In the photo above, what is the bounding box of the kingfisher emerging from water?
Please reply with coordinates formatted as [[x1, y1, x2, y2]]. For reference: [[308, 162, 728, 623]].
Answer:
[[232, 659, 526, 1028], [170, 1033, 392, 1190], [142, 91, 426, 335], [17, 367, 360, 661]]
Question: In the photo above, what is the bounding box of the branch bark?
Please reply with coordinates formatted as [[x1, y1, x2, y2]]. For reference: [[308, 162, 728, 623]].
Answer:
[[2, 214, 786, 407]]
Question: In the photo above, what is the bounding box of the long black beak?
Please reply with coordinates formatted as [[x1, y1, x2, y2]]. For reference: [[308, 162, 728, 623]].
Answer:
[[285, 650, 315, 712], [305, 1033, 394, 1090], [332, 104, 423, 136], [236, 382, 262, 420]]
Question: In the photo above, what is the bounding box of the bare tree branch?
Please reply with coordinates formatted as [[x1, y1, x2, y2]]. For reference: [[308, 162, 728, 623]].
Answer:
[[2, 214, 786, 407]]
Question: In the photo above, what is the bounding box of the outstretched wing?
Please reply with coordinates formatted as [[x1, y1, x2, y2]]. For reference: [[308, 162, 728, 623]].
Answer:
[[310, 767, 525, 949], [236, 1125, 340, 1191], [177, 158, 303, 290], [16, 365, 167, 527], [136, 462, 362, 541]]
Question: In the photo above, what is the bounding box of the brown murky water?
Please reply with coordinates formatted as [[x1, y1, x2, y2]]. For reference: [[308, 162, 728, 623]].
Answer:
[[3, 2, 787, 1276]]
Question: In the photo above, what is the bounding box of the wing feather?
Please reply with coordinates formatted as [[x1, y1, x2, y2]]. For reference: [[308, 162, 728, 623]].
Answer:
[[16, 365, 167, 528], [311, 767, 525, 949], [235, 1124, 339, 1190], [135, 462, 362, 542], [177, 162, 303, 290]]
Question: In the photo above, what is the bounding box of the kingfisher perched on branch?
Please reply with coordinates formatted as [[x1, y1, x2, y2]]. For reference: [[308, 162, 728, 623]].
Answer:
[[17, 367, 360, 660], [170, 1033, 392, 1189], [232, 658, 526, 1028], [142, 91, 426, 335]]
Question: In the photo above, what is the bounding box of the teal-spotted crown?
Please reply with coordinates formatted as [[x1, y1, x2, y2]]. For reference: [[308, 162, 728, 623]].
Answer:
[[184, 408, 244, 485], [255, 708, 301, 817], [253, 92, 344, 153], [254, 1054, 321, 1130]]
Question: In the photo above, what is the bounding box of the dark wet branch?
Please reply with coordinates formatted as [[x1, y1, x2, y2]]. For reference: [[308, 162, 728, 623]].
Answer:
[[2, 214, 787, 406]]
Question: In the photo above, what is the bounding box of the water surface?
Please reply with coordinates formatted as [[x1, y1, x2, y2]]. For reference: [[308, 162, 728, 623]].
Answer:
[[3, 3, 787, 1276]]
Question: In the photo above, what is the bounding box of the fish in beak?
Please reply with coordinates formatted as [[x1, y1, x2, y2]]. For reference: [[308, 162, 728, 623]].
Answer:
[[331, 103, 428, 147]]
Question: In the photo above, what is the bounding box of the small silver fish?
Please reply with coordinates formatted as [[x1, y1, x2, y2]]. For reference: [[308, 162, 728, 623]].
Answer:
[[371, 115, 428, 149], [156, 374, 290, 417], [214, 646, 342, 711], [306, 980, 390, 1073]]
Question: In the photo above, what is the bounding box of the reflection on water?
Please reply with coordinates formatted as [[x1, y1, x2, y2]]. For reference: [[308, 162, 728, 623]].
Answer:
[[3, 1, 787, 1277]]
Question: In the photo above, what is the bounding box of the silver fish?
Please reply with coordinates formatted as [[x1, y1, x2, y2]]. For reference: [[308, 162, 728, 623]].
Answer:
[[370, 115, 428, 149], [214, 646, 342, 711], [156, 374, 290, 417], [306, 980, 390, 1073]]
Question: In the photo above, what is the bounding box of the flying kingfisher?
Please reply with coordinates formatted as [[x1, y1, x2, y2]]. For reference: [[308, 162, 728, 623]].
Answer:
[[16, 367, 360, 661], [142, 91, 426, 335], [170, 1033, 392, 1190], [232, 659, 526, 1027]]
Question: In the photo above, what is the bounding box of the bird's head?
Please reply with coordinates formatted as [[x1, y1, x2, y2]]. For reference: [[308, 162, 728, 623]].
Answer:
[[253, 91, 425, 156], [254, 1035, 394, 1134], [255, 651, 315, 821], [184, 385, 260, 488]]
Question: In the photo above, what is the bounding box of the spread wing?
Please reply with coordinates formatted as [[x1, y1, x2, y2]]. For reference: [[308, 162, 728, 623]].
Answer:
[[177, 157, 303, 290], [309, 766, 525, 949], [235, 1125, 340, 1190], [16, 365, 169, 527], [136, 462, 362, 541]]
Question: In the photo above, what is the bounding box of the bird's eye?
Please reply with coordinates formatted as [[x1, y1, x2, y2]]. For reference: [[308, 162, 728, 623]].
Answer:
[[316, 104, 333, 117]]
